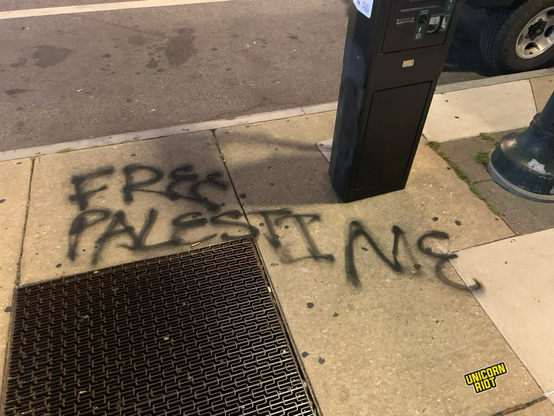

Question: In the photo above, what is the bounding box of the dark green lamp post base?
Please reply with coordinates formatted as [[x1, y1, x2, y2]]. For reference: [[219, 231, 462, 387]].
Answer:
[[488, 92, 554, 203]]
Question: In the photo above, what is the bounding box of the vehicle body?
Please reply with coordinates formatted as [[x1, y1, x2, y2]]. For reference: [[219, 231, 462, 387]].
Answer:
[[465, 0, 554, 73]]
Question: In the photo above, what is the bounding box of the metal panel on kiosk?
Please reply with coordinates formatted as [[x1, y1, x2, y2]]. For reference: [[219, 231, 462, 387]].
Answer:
[[329, 0, 463, 202]]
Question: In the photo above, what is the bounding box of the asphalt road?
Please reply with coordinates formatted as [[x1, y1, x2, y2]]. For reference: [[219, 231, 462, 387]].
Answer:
[[1, 0, 495, 152]]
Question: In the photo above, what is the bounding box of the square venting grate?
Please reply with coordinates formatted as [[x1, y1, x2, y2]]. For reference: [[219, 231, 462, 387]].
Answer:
[[2, 239, 316, 416]]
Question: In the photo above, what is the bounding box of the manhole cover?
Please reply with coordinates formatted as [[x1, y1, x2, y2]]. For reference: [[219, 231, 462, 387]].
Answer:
[[2, 239, 316, 415]]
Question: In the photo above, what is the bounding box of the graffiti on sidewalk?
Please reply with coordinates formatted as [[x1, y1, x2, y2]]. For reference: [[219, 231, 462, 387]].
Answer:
[[64, 163, 480, 292], [69, 164, 228, 212], [66, 164, 334, 267], [345, 222, 481, 292]]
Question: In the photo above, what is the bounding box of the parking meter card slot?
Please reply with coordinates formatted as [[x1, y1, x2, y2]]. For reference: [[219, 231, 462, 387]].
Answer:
[[427, 15, 443, 34], [383, 0, 455, 52]]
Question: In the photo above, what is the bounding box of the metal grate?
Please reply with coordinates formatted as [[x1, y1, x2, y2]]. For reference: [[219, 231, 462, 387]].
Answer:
[[2, 239, 316, 416]]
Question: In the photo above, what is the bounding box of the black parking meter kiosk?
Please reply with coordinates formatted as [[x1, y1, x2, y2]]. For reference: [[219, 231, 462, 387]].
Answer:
[[329, 0, 463, 202]]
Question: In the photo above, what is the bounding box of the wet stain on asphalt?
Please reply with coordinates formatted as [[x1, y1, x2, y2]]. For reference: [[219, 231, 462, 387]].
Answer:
[[10, 58, 28, 68], [33, 45, 72, 68], [6, 89, 32, 96], [164, 28, 197, 66], [146, 57, 159, 68], [128, 34, 147, 46]]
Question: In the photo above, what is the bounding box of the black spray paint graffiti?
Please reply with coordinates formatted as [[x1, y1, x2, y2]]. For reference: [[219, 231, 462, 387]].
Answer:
[[66, 166, 332, 267], [122, 164, 228, 212], [68, 208, 259, 265], [67, 164, 233, 264], [68, 207, 332, 268], [345, 221, 482, 292], [66, 164, 479, 292], [255, 209, 335, 264], [69, 164, 228, 213], [417, 231, 482, 292]]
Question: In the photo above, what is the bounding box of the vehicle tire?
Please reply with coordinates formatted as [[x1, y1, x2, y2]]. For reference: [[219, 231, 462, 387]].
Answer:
[[480, 0, 554, 73]]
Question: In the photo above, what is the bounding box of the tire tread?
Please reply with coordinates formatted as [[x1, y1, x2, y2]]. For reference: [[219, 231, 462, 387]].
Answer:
[[480, 0, 554, 73]]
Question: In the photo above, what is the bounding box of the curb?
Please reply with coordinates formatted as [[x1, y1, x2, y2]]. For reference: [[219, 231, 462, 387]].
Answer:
[[1, 70, 552, 162]]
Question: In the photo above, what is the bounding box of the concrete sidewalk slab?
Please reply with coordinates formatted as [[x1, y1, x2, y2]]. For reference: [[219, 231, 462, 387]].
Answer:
[[531, 75, 554, 112], [436, 131, 554, 236], [423, 81, 537, 143], [215, 113, 552, 415], [473, 180, 554, 235], [438, 133, 499, 184], [0, 159, 32, 388], [20, 132, 247, 284], [218, 112, 512, 250], [452, 229, 554, 404]]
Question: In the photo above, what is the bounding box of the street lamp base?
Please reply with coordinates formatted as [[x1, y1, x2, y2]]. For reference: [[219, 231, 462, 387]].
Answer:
[[488, 157, 554, 203]]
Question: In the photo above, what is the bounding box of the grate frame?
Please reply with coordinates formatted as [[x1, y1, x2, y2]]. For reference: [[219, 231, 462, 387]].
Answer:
[[1, 239, 317, 416]]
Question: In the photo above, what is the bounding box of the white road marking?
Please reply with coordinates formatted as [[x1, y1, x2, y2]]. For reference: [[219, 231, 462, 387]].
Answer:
[[0, 0, 229, 20]]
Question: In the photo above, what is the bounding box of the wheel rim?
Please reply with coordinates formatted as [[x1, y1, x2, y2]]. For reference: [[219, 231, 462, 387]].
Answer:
[[515, 7, 554, 59]]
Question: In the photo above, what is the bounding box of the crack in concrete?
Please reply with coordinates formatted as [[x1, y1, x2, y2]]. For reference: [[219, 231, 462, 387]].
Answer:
[[15, 158, 35, 287], [210, 129, 250, 226], [491, 395, 548, 415]]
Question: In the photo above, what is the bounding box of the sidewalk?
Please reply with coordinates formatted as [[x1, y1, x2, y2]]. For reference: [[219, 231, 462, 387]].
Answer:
[[0, 72, 553, 415]]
